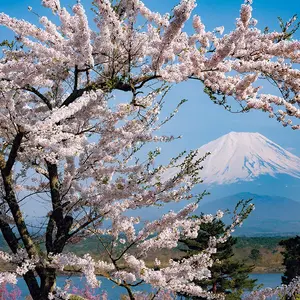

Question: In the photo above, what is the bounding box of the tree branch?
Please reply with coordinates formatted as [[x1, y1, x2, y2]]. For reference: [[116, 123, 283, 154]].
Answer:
[[1, 177, 38, 258], [60, 86, 93, 107], [60, 74, 160, 108], [68, 215, 103, 239], [0, 131, 38, 258], [3, 131, 24, 175], [73, 65, 79, 92], [0, 217, 20, 253], [0, 217, 41, 299], [24, 85, 52, 110]]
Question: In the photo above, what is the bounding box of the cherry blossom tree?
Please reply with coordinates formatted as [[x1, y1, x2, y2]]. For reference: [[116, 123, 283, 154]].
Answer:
[[0, 0, 299, 299]]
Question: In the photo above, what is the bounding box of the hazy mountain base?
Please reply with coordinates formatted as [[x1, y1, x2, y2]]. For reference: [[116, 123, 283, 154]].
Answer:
[[198, 174, 300, 205], [197, 192, 300, 236]]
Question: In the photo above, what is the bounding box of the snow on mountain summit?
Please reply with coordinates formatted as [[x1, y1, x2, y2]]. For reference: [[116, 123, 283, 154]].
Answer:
[[164, 132, 300, 185]]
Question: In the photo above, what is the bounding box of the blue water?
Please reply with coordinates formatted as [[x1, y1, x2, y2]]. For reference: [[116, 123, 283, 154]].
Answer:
[[15, 276, 155, 299], [249, 273, 282, 288], [13, 273, 282, 299]]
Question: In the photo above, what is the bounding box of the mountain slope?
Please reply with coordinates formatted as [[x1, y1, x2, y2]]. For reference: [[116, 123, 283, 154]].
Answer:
[[198, 193, 300, 235], [164, 132, 300, 185]]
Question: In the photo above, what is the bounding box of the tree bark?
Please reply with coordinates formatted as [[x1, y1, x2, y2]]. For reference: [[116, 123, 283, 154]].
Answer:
[[0, 133, 46, 299], [0, 219, 41, 299], [46, 161, 73, 254], [39, 267, 57, 299]]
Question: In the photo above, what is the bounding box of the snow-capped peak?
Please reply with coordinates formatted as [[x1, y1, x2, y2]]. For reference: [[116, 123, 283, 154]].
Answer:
[[164, 132, 300, 185]]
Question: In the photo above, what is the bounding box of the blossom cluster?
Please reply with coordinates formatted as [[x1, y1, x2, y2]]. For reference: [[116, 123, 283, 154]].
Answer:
[[0, 0, 298, 129], [245, 277, 300, 299]]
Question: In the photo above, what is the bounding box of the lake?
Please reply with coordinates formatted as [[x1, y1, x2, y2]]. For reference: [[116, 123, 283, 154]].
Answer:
[[14, 273, 283, 299]]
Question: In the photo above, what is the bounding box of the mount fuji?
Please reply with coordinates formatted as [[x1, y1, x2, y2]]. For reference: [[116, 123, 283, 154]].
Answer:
[[164, 132, 300, 185], [132, 132, 300, 235], [163, 132, 300, 235]]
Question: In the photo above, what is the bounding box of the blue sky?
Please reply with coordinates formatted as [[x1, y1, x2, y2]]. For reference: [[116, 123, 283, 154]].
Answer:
[[0, 0, 299, 162]]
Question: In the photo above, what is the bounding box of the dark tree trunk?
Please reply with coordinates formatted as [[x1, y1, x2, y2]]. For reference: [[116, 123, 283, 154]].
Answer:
[[0, 134, 72, 300], [212, 282, 217, 294], [23, 271, 43, 300], [39, 268, 57, 300]]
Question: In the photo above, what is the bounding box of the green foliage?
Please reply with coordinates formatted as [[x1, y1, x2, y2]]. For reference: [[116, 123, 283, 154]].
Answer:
[[203, 83, 249, 114], [279, 236, 300, 286], [249, 249, 261, 262], [235, 237, 285, 250], [0, 39, 23, 51], [0, 40, 15, 50], [277, 15, 300, 41], [178, 218, 257, 299]]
